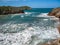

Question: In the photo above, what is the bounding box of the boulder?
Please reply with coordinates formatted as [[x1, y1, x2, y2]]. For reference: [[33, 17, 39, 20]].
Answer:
[[57, 25, 60, 33], [48, 8, 60, 18], [38, 38, 60, 45], [55, 11, 60, 18]]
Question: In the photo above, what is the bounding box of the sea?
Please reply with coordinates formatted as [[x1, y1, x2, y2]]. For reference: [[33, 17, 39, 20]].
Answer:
[[0, 8, 59, 45]]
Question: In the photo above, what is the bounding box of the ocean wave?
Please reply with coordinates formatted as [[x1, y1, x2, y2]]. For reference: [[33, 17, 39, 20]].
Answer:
[[25, 12, 32, 14], [0, 26, 59, 45], [36, 13, 59, 20], [0, 20, 59, 45]]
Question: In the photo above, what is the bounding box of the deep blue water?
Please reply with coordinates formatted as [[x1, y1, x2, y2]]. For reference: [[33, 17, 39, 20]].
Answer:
[[25, 8, 53, 13]]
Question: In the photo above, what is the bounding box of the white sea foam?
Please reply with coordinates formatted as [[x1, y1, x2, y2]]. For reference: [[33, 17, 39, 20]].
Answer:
[[0, 22, 59, 45], [43, 19, 48, 21], [36, 13, 48, 17], [25, 12, 32, 14], [11, 14, 24, 18], [36, 13, 59, 21]]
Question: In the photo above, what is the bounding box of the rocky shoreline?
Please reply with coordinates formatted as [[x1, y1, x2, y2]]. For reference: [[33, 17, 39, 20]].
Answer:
[[0, 6, 31, 15]]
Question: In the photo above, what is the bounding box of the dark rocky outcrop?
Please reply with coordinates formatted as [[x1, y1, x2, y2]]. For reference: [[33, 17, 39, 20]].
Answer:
[[48, 8, 60, 18], [0, 6, 31, 15]]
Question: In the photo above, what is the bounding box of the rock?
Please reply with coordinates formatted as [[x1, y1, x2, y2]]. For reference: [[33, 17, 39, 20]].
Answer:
[[48, 8, 60, 18], [57, 25, 60, 33], [55, 11, 60, 18], [0, 6, 31, 15], [40, 38, 60, 45]]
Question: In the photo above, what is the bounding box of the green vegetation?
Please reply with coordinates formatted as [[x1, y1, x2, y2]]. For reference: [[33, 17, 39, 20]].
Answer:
[[0, 6, 31, 15], [19, 6, 31, 10]]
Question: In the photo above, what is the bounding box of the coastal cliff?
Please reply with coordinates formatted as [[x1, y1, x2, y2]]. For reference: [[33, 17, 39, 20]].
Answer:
[[0, 6, 31, 15]]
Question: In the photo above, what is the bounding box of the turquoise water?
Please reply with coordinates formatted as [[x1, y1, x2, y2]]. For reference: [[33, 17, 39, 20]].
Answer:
[[0, 8, 59, 45]]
